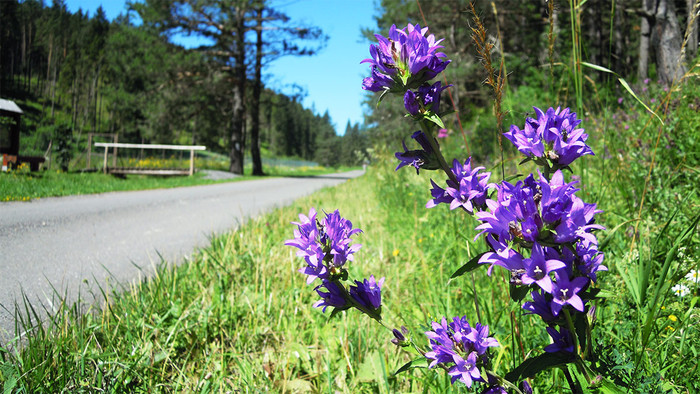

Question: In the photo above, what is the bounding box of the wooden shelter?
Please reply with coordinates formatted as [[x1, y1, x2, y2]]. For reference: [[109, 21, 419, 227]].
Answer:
[[0, 98, 44, 171], [0, 98, 22, 171]]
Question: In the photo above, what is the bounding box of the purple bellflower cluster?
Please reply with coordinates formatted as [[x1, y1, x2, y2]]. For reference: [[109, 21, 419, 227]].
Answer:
[[293, 17, 613, 391], [504, 107, 594, 173], [472, 110, 607, 357], [362, 24, 450, 94], [427, 158, 496, 214], [404, 81, 449, 117], [424, 316, 499, 388], [286, 208, 384, 319]]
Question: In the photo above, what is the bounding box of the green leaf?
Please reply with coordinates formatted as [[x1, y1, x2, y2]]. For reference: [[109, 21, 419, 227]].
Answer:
[[394, 357, 429, 375], [424, 112, 446, 129], [376, 89, 390, 107], [518, 157, 533, 165], [504, 352, 574, 382], [510, 282, 530, 303], [580, 62, 664, 125], [449, 252, 487, 280], [581, 61, 614, 74], [618, 78, 664, 125]]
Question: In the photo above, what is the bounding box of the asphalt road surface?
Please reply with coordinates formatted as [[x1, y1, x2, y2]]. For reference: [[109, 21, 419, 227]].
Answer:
[[0, 170, 363, 342]]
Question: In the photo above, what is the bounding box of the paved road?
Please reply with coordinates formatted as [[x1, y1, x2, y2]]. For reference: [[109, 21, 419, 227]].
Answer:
[[0, 171, 363, 342]]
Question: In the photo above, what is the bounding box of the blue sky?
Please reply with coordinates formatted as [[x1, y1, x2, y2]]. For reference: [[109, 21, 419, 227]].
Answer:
[[63, 0, 378, 134]]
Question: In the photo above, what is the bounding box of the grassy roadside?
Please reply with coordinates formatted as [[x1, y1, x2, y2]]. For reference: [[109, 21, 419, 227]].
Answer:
[[0, 140, 698, 392], [0, 164, 359, 202], [1, 78, 698, 394]]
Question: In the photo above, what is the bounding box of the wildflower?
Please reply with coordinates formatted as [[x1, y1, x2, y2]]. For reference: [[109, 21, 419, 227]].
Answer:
[[475, 170, 602, 249], [544, 327, 575, 353], [313, 280, 350, 312], [685, 269, 700, 284], [550, 272, 589, 315], [572, 239, 608, 282], [391, 326, 410, 346], [403, 81, 449, 116], [437, 128, 449, 138], [504, 106, 594, 168], [523, 289, 558, 323], [672, 283, 690, 297], [349, 275, 384, 312], [362, 24, 450, 94], [520, 242, 566, 293], [617, 97, 623, 104], [286, 208, 362, 284], [392, 248, 400, 257], [668, 315, 678, 322], [395, 130, 440, 173], [425, 316, 498, 387], [481, 385, 508, 394]]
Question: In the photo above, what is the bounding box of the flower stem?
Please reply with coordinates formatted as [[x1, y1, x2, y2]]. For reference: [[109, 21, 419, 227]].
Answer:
[[562, 366, 583, 393], [563, 309, 579, 355], [419, 119, 458, 184]]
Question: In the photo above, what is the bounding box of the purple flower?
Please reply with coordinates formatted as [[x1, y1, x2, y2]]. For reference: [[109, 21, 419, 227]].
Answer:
[[350, 275, 384, 311], [481, 385, 508, 394], [550, 272, 589, 315], [403, 81, 449, 116], [322, 210, 363, 268], [448, 352, 482, 387], [362, 24, 450, 93], [504, 106, 594, 167], [287, 208, 362, 284], [285, 208, 322, 258], [478, 235, 525, 276], [437, 128, 449, 138], [298, 253, 328, 284], [395, 130, 440, 173], [553, 195, 604, 245], [523, 289, 557, 323], [475, 170, 602, 249], [520, 242, 566, 293], [573, 239, 608, 282], [426, 179, 452, 208], [544, 327, 575, 353], [617, 97, 623, 104], [391, 326, 409, 346], [467, 322, 500, 354], [444, 158, 495, 213], [312, 280, 349, 312], [425, 316, 499, 387]]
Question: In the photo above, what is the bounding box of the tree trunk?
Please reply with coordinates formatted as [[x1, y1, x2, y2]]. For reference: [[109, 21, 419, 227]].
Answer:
[[250, 7, 264, 176], [651, 0, 687, 84], [638, 0, 653, 79], [229, 8, 246, 175], [686, 0, 698, 61]]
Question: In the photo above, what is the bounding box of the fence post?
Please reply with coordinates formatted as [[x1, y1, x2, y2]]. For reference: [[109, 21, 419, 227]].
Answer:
[[86, 133, 92, 169], [189, 149, 195, 175], [102, 145, 108, 174]]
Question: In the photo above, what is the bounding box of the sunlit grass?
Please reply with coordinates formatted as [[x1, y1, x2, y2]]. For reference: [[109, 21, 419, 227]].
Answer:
[[0, 162, 359, 202]]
